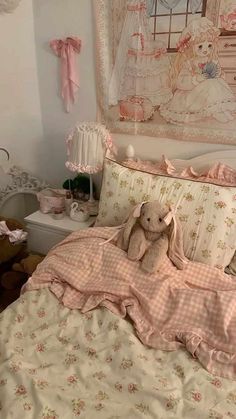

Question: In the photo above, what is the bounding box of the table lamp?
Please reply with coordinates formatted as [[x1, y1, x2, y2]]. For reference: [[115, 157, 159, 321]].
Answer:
[[65, 122, 114, 215]]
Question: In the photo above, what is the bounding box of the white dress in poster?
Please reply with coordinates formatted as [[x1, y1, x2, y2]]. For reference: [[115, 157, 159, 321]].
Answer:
[[109, 0, 173, 113]]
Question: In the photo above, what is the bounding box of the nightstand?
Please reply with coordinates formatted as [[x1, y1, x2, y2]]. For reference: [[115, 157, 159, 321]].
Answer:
[[24, 210, 94, 255]]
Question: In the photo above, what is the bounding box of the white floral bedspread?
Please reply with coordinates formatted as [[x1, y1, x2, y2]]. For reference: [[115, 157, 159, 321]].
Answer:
[[0, 289, 236, 419]]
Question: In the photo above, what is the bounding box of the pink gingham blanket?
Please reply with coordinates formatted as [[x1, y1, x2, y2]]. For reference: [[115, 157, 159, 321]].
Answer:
[[23, 227, 236, 379]]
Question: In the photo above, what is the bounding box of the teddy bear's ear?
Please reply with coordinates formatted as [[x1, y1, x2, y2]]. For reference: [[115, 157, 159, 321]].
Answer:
[[168, 216, 188, 270]]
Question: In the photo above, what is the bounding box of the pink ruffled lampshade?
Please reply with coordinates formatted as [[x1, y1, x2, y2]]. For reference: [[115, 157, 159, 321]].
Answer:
[[65, 122, 114, 174]]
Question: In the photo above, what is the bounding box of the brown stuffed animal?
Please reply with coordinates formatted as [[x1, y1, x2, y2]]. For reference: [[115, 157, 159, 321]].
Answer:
[[12, 254, 44, 276], [117, 200, 188, 273], [0, 254, 44, 310]]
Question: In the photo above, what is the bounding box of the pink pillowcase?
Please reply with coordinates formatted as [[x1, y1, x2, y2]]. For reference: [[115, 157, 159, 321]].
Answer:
[[121, 155, 236, 274]]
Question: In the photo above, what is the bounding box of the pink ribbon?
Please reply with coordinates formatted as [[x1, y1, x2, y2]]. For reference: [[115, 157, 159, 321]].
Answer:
[[0, 221, 28, 244], [163, 207, 176, 227], [50, 37, 81, 112]]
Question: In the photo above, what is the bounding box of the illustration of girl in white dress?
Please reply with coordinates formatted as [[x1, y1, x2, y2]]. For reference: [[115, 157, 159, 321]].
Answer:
[[160, 17, 236, 124]]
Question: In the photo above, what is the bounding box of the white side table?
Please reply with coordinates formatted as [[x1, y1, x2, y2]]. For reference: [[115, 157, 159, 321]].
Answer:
[[24, 210, 94, 255]]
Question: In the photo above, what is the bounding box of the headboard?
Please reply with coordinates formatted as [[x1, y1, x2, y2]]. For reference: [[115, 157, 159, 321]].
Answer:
[[171, 149, 236, 172], [125, 146, 236, 171]]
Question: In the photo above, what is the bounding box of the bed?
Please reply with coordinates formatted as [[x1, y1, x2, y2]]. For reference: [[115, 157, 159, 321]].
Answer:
[[1, 149, 236, 419]]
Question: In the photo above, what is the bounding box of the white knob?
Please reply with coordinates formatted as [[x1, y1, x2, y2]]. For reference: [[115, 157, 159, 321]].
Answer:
[[126, 144, 135, 159]]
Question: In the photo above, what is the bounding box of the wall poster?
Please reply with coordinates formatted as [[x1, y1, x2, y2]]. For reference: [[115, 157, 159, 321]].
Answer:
[[95, 0, 236, 144]]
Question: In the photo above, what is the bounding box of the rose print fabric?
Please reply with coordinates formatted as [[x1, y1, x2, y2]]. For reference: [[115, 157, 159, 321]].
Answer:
[[96, 158, 236, 269], [22, 227, 236, 379], [0, 288, 236, 419]]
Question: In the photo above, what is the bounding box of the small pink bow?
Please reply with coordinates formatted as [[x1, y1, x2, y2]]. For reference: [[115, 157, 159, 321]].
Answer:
[[50, 37, 81, 112], [0, 221, 28, 244], [163, 207, 176, 226]]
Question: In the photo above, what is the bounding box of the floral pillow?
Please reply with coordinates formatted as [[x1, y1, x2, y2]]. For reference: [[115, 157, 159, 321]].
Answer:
[[96, 158, 236, 270]]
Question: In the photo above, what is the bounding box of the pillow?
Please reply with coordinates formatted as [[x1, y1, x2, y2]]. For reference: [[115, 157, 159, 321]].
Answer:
[[96, 158, 236, 270]]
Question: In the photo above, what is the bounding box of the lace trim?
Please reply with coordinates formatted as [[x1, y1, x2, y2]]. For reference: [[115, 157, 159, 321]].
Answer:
[[160, 99, 236, 123], [65, 161, 103, 174], [66, 123, 114, 155]]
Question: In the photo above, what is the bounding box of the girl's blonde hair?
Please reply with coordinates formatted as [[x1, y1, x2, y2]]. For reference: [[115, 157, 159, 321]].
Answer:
[[170, 28, 219, 91]]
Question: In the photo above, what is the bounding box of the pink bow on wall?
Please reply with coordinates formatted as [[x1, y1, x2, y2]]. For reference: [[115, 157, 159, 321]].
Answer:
[[50, 37, 82, 113]]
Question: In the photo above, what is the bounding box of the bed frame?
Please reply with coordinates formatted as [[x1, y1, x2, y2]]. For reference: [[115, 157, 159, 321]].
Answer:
[[1, 147, 236, 221]]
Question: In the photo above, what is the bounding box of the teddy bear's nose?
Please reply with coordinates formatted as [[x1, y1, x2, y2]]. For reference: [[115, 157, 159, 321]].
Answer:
[[147, 218, 150, 222]]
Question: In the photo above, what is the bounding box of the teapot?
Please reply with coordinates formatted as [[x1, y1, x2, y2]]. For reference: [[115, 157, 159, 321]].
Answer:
[[70, 202, 90, 222]]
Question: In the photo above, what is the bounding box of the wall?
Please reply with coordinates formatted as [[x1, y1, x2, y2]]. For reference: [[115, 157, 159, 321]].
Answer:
[[0, 0, 44, 177], [33, 0, 235, 188], [33, 0, 97, 186], [114, 133, 236, 162]]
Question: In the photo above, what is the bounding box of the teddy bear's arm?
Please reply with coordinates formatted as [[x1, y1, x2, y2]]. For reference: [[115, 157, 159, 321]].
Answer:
[[141, 235, 168, 274], [128, 225, 147, 261]]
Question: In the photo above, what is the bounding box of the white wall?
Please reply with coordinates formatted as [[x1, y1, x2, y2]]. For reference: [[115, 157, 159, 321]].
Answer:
[[114, 133, 236, 162], [0, 0, 44, 177], [33, 0, 97, 186]]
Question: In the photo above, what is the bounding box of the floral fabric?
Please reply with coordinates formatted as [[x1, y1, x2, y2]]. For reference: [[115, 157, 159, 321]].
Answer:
[[22, 227, 236, 379], [0, 288, 236, 419], [96, 158, 236, 269]]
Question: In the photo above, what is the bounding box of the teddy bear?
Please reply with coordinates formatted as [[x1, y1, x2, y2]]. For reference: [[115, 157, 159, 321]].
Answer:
[[117, 200, 188, 273]]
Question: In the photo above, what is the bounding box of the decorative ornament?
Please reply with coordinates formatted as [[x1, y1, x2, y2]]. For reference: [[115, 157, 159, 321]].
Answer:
[[0, 0, 21, 14], [70, 202, 90, 222]]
